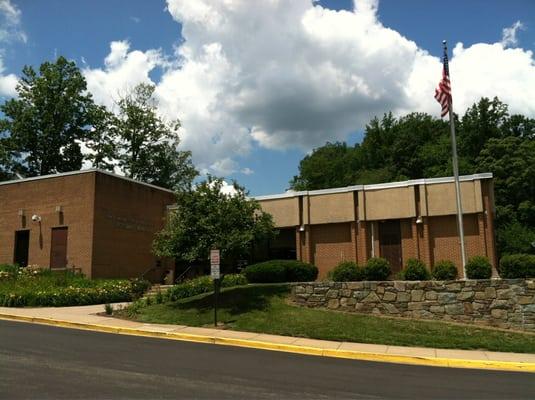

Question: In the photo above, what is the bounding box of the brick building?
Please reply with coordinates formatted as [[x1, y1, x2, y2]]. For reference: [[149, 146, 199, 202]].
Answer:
[[0, 170, 175, 281], [256, 173, 496, 279]]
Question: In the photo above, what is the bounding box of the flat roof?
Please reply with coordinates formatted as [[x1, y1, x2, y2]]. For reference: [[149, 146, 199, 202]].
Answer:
[[254, 173, 493, 201], [0, 168, 175, 194]]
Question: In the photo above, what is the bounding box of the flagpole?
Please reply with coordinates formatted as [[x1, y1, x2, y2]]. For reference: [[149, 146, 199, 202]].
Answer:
[[443, 40, 467, 278]]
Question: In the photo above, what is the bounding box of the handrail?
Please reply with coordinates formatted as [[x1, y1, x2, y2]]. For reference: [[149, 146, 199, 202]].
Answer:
[[174, 265, 193, 284], [140, 266, 156, 280]]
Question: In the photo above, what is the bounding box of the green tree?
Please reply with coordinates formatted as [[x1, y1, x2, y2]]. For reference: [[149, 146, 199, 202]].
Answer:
[[153, 177, 275, 270], [84, 104, 117, 171], [290, 142, 362, 190], [476, 137, 535, 254], [0, 56, 96, 177], [458, 97, 509, 164], [115, 83, 197, 190]]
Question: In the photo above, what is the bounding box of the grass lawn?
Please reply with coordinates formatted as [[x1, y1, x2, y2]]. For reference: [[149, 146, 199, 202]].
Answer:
[[127, 284, 535, 354]]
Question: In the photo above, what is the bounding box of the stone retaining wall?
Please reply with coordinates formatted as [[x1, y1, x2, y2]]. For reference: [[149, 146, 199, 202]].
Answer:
[[291, 280, 535, 332]]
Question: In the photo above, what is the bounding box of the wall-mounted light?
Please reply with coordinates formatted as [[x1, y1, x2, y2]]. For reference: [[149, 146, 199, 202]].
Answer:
[[299, 225, 305, 232], [31, 214, 41, 223], [416, 216, 423, 224]]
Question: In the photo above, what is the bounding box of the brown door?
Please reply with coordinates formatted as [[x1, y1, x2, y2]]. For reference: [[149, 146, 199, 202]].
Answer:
[[50, 227, 68, 269], [379, 220, 402, 274], [14, 230, 30, 267]]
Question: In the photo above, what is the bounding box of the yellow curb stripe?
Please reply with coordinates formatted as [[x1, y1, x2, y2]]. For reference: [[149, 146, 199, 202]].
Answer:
[[0, 313, 534, 373]]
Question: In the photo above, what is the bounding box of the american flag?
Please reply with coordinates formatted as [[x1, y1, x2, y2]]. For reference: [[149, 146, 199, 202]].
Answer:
[[434, 53, 451, 118]]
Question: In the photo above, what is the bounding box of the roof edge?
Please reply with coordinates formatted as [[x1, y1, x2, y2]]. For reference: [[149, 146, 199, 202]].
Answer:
[[0, 168, 175, 194], [254, 173, 493, 201]]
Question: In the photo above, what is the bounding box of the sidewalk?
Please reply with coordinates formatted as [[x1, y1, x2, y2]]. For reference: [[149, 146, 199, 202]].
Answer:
[[1, 304, 534, 373]]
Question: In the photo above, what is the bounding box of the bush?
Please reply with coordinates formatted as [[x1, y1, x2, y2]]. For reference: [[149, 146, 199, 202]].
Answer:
[[432, 260, 458, 280], [166, 273, 247, 301], [329, 261, 364, 282], [0, 268, 151, 307], [243, 260, 317, 283], [244, 263, 286, 283], [465, 256, 492, 279], [402, 259, 430, 281], [499, 254, 535, 278], [104, 303, 113, 315], [284, 261, 318, 282], [363, 257, 391, 281]]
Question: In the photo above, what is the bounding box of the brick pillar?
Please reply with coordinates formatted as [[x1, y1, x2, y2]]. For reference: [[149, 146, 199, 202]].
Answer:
[[412, 218, 420, 260], [357, 221, 368, 265], [421, 217, 432, 267], [350, 221, 358, 263], [477, 213, 487, 256], [295, 227, 301, 261], [303, 225, 312, 264]]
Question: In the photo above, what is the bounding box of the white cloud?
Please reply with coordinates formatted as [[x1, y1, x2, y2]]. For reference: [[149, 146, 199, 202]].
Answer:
[[0, 0, 24, 97], [501, 21, 524, 48], [83, 0, 535, 175], [83, 40, 163, 110], [0, 0, 26, 44], [0, 56, 17, 97], [240, 167, 254, 175]]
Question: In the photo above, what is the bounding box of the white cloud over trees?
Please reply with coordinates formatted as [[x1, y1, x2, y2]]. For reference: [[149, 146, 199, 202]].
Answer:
[[76, 0, 535, 175]]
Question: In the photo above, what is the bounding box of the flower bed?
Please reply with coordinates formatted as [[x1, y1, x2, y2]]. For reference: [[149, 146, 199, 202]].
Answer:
[[0, 264, 149, 307]]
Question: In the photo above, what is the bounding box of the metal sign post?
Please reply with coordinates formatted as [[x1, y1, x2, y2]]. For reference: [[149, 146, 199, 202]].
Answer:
[[210, 249, 220, 327]]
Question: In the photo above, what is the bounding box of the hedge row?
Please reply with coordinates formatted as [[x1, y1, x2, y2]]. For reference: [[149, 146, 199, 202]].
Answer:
[[329, 258, 391, 282], [329, 256, 497, 282], [243, 260, 318, 283], [166, 273, 248, 301]]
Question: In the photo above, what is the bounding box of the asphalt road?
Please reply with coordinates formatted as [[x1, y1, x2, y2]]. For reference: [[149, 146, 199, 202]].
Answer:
[[0, 320, 533, 399]]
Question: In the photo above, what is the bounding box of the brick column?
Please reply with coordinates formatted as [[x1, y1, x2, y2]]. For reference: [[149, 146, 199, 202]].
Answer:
[[477, 213, 487, 256], [412, 218, 420, 260], [350, 221, 358, 263], [295, 227, 301, 261], [357, 221, 368, 265], [421, 217, 432, 267], [303, 225, 312, 264]]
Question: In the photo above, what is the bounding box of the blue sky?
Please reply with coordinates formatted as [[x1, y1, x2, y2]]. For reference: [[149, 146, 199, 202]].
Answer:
[[1, 0, 534, 195]]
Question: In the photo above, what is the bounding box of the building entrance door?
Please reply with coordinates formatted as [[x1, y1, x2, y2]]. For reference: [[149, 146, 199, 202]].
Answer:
[[14, 230, 30, 267], [50, 227, 68, 269], [379, 220, 402, 274]]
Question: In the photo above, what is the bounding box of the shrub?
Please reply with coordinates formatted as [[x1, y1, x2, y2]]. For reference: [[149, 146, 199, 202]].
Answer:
[[166, 274, 247, 301], [284, 261, 318, 282], [432, 260, 458, 280], [363, 257, 391, 281], [104, 303, 114, 315], [329, 261, 364, 282], [129, 278, 151, 299], [402, 259, 430, 281], [243, 260, 317, 283], [499, 254, 535, 279], [244, 263, 286, 283], [465, 256, 492, 279]]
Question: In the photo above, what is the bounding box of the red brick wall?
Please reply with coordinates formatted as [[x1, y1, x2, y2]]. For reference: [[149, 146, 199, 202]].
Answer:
[[91, 173, 176, 280], [0, 173, 95, 275], [310, 222, 355, 278], [428, 214, 483, 276]]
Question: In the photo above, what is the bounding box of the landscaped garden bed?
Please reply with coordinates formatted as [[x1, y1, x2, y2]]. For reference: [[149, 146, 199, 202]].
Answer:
[[119, 283, 535, 354], [0, 264, 149, 307]]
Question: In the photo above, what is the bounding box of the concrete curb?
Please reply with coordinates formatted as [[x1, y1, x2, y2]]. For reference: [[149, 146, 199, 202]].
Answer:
[[1, 313, 534, 373]]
